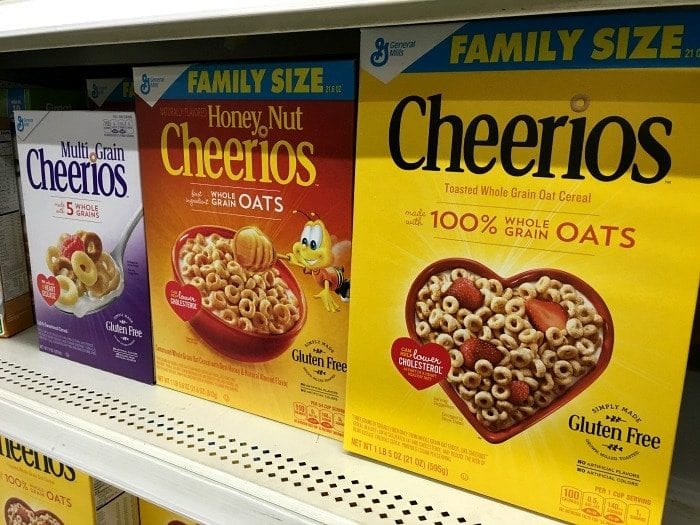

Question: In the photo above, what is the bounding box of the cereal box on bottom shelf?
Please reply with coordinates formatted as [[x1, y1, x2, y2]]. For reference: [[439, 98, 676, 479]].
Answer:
[[134, 61, 355, 438], [344, 9, 699, 525], [0, 434, 139, 525], [14, 111, 154, 383], [138, 499, 199, 525]]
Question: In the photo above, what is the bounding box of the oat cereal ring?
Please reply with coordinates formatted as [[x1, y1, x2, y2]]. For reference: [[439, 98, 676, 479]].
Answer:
[[237, 317, 253, 331], [582, 324, 600, 340], [559, 284, 577, 300], [505, 297, 525, 316], [474, 359, 494, 377], [239, 297, 256, 318], [71, 250, 98, 286], [428, 275, 444, 287], [224, 284, 241, 304], [449, 348, 464, 368], [518, 328, 540, 344], [447, 368, 464, 383], [205, 272, 223, 291], [571, 360, 583, 376], [531, 358, 547, 378], [459, 385, 477, 401], [428, 308, 444, 328], [580, 355, 598, 367], [474, 390, 494, 409], [450, 268, 470, 280], [545, 327, 566, 347], [504, 313, 524, 333], [436, 333, 454, 349], [554, 374, 575, 386], [209, 290, 227, 309], [56, 274, 79, 305], [566, 318, 584, 338], [492, 384, 510, 400], [592, 314, 604, 326], [540, 372, 555, 392], [479, 325, 493, 340], [517, 282, 537, 299], [273, 303, 292, 325], [221, 309, 237, 324], [464, 314, 482, 333], [202, 296, 213, 308], [560, 300, 576, 316], [241, 288, 258, 302], [482, 407, 499, 422], [576, 338, 596, 356], [557, 345, 578, 360], [190, 276, 206, 292], [554, 360, 574, 379], [452, 328, 470, 346], [543, 288, 561, 302], [45, 245, 61, 269], [541, 349, 557, 368], [575, 304, 597, 324], [442, 296, 460, 314], [440, 313, 460, 333], [463, 371, 481, 389], [417, 286, 431, 301], [258, 298, 273, 317], [252, 312, 269, 332], [474, 306, 492, 319], [54, 257, 75, 278], [534, 390, 554, 407], [481, 377, 493, 389], [213, 259, 230, 279], [510, 347, 532, 368], [455, 308, 470, 324], [535, 276, 551, 294], [487, 279, 503, 295], [415, 300, 430, 319], [496, 400, 514, 412], [490, 296, 507, 313], [486, 313, 505, 330], [493, 366, 512, 384], [499, 333, 519, 350]]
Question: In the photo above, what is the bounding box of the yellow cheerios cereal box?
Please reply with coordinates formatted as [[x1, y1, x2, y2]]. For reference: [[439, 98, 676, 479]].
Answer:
[[138, 499, 199, 525], [134, 61, 355, 438], [344, 9, 699, 524], [0, 434, 139, 524]]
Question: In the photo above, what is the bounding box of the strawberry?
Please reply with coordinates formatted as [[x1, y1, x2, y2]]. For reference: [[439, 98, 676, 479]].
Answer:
[[446, 277, 482, 311], [459, 338, 502, 369], [60, 234, 85, 259], [509, 380, 530, 405], [525, 298, 567, 331]]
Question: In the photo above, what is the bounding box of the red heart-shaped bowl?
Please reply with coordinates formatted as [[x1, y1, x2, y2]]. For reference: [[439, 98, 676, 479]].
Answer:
[[406, 258, 613, 443], [172, 225, 307, 362], [5, 497, 64, 525]]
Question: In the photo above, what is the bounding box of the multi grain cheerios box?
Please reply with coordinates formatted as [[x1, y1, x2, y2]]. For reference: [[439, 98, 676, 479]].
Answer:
[[0, 434, 139, 525], [134, 61, 355, 438], [344, 9, 699, 524], [14, 111, 154, 383], [86, 79, 135, 111], [138, 499, 199, 525]]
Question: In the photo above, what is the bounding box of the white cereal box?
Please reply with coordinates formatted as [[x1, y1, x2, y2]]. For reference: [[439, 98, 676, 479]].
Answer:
[[14, 111, 154, 383]]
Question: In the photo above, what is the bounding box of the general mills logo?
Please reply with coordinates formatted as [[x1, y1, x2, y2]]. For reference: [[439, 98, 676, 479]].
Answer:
[[91, 82, 99, 99], [139, 73, 151, 95], [371, 38, 390, 67], [16, 115, 24, 132]]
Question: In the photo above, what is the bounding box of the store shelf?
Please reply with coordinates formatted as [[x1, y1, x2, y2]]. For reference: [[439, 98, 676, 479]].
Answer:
[[0, 328, 698, 524], [0, 0, 698, 52]]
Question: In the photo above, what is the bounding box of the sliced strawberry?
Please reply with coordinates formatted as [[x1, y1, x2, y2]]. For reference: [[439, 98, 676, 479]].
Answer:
[[509, 380, 530, 405], [459, 338, 501, 369], [60, 234, 85, 259], [446, 277, 482, 311], [525, 298, 567, 331]]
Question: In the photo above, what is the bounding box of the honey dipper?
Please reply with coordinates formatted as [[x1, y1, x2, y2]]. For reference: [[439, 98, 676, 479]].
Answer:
[[232, 226, 293, 272]]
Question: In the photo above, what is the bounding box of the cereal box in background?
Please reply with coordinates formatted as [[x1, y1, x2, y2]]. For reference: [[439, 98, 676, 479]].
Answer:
[[86, 78, 135, 111], [0, 434, 139, 525], [344, 9, 699, 524], [134, 61, 355, 438], [0, 118, 33, 337], [138, 499, 199, 525], [14, 111, 154, 383]]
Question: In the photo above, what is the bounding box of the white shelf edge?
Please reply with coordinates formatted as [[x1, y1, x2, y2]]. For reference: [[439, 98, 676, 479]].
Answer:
[[0, 0, 699, 52]]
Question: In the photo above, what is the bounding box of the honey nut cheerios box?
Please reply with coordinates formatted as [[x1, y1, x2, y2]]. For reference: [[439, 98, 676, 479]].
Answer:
[[0, 434, 139, 525], [134, 61, 355, 438], [14, 111, 155, 383], [344, 9, 700, 524]]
